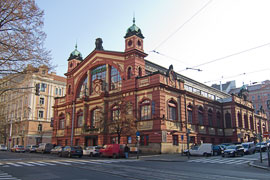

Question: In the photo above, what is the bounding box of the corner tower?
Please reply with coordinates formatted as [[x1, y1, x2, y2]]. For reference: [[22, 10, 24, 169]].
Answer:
[[67, 44, 83, 73], [124, 17, 144, 52]]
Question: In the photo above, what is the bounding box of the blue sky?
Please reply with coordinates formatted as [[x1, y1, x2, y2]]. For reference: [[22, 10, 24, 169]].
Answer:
[[36, 0, 270, 87]]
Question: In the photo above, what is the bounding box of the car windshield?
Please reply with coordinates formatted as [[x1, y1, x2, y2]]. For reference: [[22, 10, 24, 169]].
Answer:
[[242, 144, 249, 148], [257, 143, 266, 145], [191, 146, 199, 150], [18, 146, 24, 148], [226, 146, 236, 150], [33, 145, 38, 148]]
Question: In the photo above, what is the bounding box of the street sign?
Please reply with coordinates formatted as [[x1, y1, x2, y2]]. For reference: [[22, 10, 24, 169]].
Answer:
[[263, 132, 270, 137], [136, 131, 140, 137]]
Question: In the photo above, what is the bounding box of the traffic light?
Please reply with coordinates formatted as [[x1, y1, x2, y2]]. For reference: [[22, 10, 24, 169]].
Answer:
[[35, 83, 40, 96]]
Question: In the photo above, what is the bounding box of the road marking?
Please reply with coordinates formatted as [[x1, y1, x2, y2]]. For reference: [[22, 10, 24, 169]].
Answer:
[[35, 161, 56, 166], [16, 162, 35, 167], [5, 163, 22, 167], [26, 162, 46, 166], [63, 160, 86, 164], [49, 161, 71, 165]]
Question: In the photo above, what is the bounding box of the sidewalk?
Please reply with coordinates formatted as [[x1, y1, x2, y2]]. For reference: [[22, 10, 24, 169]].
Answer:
[[130, 153, 199, 162], [249, 158, 270, 171]]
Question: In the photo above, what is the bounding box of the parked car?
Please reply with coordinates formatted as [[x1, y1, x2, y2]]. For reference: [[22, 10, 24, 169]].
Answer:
[[212, 145, 222, 156], [255, 142, 268, 152], [25, 145, 39, 153], [11, 145, 25, 153], [83, 146, 101, 157], [183, 143, 213, 156], [0, 144, 7, 151], [241, 142, 256, 154], [59, 146, 83, 158], [222, 145, 244, 157], [36, 143, 54, 154], [99, 144, 125, 158], [50, 146, 63, 155]]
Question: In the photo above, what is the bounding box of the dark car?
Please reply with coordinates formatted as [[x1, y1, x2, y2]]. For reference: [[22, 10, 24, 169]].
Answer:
[[255, 142, 268, 152], [59, 146, 83, 158], [50, 146, 63, 155], [222, 145, 244, 157], [213, 145, 222, 156]]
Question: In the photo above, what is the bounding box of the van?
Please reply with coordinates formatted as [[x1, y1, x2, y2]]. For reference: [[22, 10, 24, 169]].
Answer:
[[188, 143, 213, 156], [36, 143, 54, 154], [241, 142, 255, 154], [99, 144, 125, 158]]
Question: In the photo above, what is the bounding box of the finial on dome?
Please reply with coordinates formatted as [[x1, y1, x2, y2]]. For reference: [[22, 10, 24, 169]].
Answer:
[[133, 12, 135, 24]]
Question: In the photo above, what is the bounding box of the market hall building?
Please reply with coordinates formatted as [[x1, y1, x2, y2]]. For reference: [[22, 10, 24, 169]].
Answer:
[[52, 19, 268, 153]]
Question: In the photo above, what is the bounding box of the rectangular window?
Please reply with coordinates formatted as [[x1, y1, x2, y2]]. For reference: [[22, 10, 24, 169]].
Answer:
[[59, 119, 65, 129], [127, 136, 132, 144], [65, 139, 68, 146], [39, 97, 44, 105], [111, 137, 118, 144], [188, 111, 193, 123], [40, 83, 47, 92], [75, 139, 80, 146], [173, 135, 179, 146], [59, 89, 62, 96], [55, 88, 58, 95], [38, 111, 44, 118], [77, 115, 83, 127], [140, 135, 149, 146]]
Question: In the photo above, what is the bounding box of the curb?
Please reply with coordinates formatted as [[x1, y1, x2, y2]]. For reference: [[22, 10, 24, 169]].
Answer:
[[143, 159, 186, 162], [248, 161, 270, 171]]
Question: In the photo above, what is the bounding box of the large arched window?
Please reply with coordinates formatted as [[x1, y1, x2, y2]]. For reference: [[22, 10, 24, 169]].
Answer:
[[249, 115, 254, 130], [225, 112, 232, 128], [110, 66, 122, 90], [168, 100, 177, 120], [127, 67, 132, 80], [77, 111, 83, 127], [187, 104, 193, 124], [244, 114, 248, 129], [198, 106, 204, 125], [77, 76, 88, 98], [91, 108, 100, 128], [91, 65, 106, 93], [140, 100, 151, 120], [111, 105, 120, 121], [208, 109, 213, 126], [59, 113, 65, 129], [238, 112, 242, 128], [216, 111, 221, 128]]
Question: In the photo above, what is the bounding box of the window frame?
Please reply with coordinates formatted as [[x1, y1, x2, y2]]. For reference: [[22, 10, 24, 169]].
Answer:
[[168, 100, 177, 121], [140, 100, 151, 120]]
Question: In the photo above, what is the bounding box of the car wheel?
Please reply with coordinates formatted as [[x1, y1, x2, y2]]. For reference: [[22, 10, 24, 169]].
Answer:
[[203, 153, 208, 157], [113, 153, 118, 159], [240, 152, 244, 156], [214, 152, 218, 156], [89, 152, 93, 157]]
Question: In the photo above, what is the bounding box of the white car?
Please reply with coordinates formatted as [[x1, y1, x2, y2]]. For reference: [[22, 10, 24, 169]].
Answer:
[[83, 146, 101, 157], [0, 144, 7, 151], [184, 143, 213, 156]]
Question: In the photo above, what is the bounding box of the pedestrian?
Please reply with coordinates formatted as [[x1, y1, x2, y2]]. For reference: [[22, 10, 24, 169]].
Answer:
[[124, 144, 130, 158]]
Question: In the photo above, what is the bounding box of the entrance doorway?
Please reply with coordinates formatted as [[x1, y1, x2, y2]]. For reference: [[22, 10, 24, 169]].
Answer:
[[85, 136, 98, 146]]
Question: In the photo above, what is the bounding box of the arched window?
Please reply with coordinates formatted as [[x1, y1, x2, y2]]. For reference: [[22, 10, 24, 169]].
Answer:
[[140, 100, 151, 120], [77, 111, 83, 127], [208, 109, 213, 126], [249, 116, 254, 130], [77, 76, 88, 98], [111, 105, 120, 121], [263, 123, 266, 133], [59, 113, 65, 129], [111, 66, 122, 90], [91, 65, 106, 93], [237, 112, 242, 128], [127, 67, 132, 80], [257, 122, 262, 133], [216, 111, 221, 128], [168, 100, 177, 120], [91, 109, 100, 128], [244, 114, 248, 129], [225, 112, 232, 128], [198, 106, 204, 125], [187, 104, 193, 124], [138, 67, 142, 77]]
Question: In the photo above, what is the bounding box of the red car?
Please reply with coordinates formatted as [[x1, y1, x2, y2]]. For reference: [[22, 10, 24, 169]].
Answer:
[[99, 144, 125, 158]]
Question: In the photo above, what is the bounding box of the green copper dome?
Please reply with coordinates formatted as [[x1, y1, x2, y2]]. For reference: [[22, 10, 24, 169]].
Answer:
[[124, 17, 144, 39], [68, 44, 83, 61]]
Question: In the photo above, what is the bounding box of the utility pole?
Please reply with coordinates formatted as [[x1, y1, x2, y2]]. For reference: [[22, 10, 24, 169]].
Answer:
[[187, 128, 190, 159], [71, 101, 75, 146]]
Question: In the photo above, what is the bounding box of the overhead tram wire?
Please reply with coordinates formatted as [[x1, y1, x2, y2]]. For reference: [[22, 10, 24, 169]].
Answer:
[[178, 42, 270, 72], [152, 0, 213, 51], [149, 50, 189, 66], [204, 68, 270, 84]]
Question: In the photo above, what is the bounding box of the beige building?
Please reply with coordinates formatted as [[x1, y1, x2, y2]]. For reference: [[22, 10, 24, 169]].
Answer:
[[0, 65, 66, 148]]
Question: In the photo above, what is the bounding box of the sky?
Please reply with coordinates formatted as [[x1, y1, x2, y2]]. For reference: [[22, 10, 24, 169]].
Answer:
[[36, 0, 270, 88]]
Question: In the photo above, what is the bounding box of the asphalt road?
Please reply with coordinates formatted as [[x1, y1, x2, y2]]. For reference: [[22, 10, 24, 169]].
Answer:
[[0, 151, 269, 180]]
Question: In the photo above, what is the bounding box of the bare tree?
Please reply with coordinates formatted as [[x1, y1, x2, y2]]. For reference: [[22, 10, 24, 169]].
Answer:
[[0, 0, 51, 77]]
